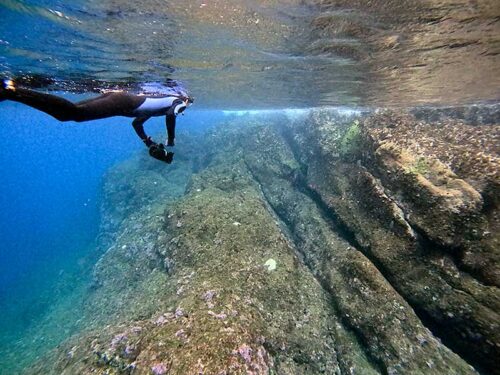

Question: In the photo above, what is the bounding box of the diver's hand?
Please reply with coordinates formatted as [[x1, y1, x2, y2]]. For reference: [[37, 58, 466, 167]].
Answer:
[[149, 143, 174, 164], [143, 136, 155, 148], [165, 151, 174, 164], [164, 144, 175, 163]]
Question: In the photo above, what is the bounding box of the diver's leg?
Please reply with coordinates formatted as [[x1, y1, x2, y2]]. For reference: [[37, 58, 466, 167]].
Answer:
[[2, 86, 81, 121], [1, 82, 145, 122], [74, 93, 145, 121]]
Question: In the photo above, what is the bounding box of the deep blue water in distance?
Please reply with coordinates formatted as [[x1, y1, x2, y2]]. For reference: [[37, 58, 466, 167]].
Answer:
[[0, 98, 135, 288], [0, 98, 223, 293]]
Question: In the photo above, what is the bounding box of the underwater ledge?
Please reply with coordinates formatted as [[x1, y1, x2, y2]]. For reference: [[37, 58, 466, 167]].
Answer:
[[22, 104, 499, 375]]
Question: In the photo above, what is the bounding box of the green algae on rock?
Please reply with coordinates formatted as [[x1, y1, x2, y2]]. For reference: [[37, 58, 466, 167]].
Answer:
[[339, 120, 362, 159]]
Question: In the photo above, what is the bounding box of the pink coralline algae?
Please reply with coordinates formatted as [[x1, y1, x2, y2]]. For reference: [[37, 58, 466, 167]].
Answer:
[[175, 329, 188, 341], [110, 333, 128, 349], [237, 344, 253, 363], [202, 290, 217, 308], [208, 310, 227, 320], [151, 362, 169, 375], [175, 307, 185, 318], [202, 290, 216, 301], [155, 315, 168, 326], [154, 312, 174, 326], [124, 344, 137, 358], [232, 344, 271, 374], [131, 326, 142, 333]]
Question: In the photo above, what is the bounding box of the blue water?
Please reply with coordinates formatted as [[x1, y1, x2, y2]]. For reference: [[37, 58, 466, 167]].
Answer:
[[0, 99, 135, 287], [0, 99, 214, 310]]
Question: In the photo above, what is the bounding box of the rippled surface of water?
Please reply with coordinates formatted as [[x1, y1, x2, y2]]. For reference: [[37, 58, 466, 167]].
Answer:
[[0, 0, 499, 108]]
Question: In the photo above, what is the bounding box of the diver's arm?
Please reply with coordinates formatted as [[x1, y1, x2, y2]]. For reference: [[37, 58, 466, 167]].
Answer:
[[132, 116, 154, 147], [165, 114, 176, 146], [133, 116, 173, 164], [165, 99, 186, 146]]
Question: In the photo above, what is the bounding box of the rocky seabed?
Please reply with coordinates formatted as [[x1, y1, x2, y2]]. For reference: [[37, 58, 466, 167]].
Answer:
[[27, 107, 499, 375]]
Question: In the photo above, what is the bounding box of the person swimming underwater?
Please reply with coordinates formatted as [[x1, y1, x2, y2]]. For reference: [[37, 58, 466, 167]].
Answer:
[[0, 79, 193, 163]]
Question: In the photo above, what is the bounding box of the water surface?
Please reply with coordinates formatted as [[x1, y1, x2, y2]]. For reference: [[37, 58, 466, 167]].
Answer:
[[1, 0, 499, 108]]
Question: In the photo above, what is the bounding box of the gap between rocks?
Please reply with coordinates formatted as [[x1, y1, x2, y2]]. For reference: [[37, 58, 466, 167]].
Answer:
[[245, 163, 385, 374]]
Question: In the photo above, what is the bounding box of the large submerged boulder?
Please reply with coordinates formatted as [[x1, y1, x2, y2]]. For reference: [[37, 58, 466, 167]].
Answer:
[[26, 108, 498, 375], [279, 108, 499, 374]]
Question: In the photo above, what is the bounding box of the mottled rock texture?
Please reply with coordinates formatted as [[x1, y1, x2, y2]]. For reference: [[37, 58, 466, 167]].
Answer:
[[27, 108, 498, 374], [277, 109, 499, 374]]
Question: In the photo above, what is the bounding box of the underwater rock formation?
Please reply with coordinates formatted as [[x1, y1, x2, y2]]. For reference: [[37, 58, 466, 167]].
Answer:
[[27, 108, 498, 374], [277, 109, 499, 374]]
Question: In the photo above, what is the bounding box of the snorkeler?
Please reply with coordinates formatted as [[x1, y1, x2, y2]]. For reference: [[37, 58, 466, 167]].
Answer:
[[0, 79, 193, 163]]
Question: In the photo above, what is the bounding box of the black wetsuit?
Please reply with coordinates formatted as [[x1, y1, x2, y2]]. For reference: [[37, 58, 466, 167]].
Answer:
[[1, 85, 189, 161]]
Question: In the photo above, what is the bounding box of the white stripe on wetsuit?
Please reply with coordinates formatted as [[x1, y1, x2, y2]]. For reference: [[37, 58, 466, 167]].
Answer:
[[134, 96, 179, 116], [173, 102, 187, 115]]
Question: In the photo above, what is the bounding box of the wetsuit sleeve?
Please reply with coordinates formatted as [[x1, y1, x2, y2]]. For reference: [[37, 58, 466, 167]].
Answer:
[[132, 117, 153, 147], [165, 114, 176, 146], [165, 99, 183, 146]]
